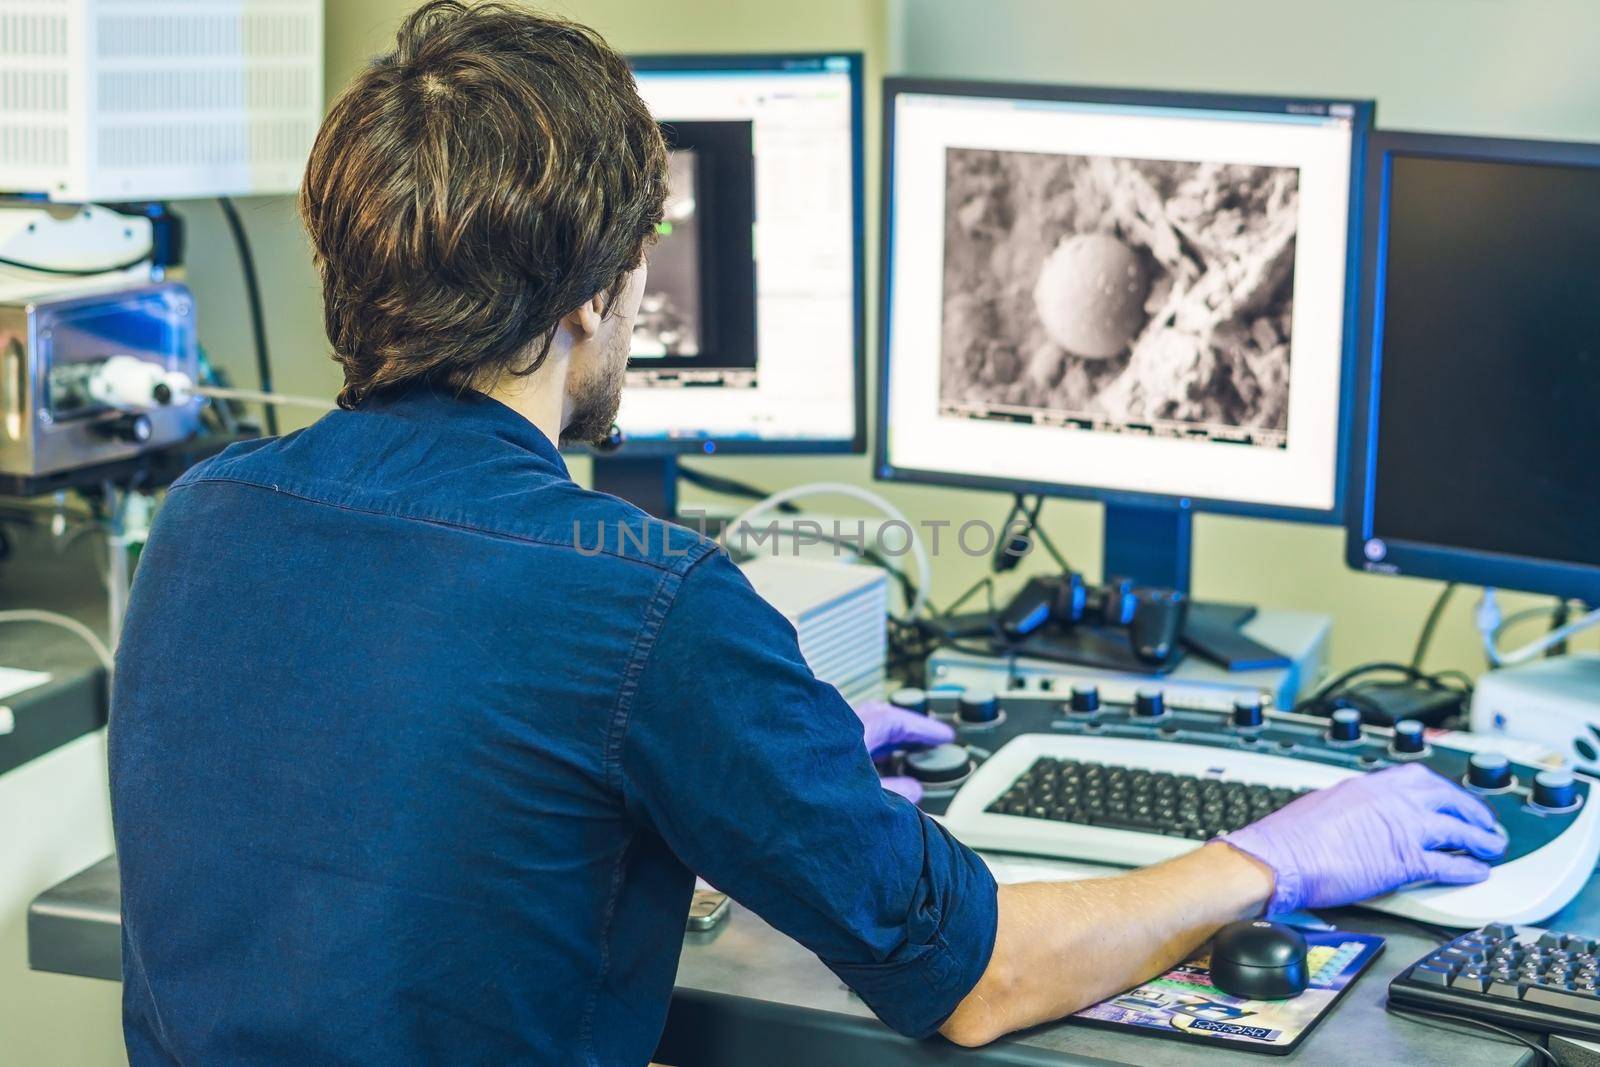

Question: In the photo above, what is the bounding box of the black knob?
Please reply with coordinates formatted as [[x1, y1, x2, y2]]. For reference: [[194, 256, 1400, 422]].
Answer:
[[1534, 770, 1579, 810], [1391, 719, 1427, 756], [97, 412, 153, 444], [152, 381, 174, 405], [1134, 688, 1166, 719], [905, 744, 973, 785], [1328, 708, 1363, 743], [1232, 695, 1263, 730], [889, 687, 928, 716], [958, 688, 1000, 725], [1069, 685, 1100, 715], [1467, 752, 1513, 791]]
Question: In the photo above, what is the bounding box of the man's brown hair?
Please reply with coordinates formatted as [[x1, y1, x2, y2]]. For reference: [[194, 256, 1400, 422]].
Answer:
[[299, 1, 668, 409]]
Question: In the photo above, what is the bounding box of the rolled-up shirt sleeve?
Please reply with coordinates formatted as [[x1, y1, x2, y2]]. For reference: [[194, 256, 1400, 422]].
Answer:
[[618, 550, 998, 1038]]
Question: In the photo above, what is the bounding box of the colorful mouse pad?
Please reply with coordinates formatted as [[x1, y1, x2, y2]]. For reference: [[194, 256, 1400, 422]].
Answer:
[[1071, 930, 1385, 1055]]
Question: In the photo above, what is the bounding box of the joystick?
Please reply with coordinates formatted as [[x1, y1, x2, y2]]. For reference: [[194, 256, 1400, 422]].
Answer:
[[1129, 588, 1187, 665], [1467, 752, 1513, 791], [958, 689, 1000, 725], [995, 572, 1186, 666]]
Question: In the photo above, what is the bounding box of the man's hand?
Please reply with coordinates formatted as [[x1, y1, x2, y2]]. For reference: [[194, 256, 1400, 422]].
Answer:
[[852, 699, 954, 803], [1220, 762, 1508, 913], [940, 760, 1508, 1047]]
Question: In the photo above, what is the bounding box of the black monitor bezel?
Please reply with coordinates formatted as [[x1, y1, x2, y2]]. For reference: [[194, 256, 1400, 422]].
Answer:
[[589, 51, 867, 458], [874, 76, 1375, 524], [1346, 128, 1600, 602]]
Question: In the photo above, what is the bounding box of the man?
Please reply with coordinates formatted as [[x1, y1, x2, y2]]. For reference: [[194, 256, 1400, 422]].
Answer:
[[110, 3, 1507, 1063]]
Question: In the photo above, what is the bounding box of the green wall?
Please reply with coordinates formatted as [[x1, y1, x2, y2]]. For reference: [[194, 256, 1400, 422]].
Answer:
[[183, 0, 1598, 696]]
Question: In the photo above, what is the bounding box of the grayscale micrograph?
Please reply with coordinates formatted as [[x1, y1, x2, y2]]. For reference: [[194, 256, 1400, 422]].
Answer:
[[940, 148, 1301, 444]]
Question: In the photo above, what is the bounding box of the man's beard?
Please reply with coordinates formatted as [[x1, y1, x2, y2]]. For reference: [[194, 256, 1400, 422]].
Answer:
[[560, 325, 629, 448]]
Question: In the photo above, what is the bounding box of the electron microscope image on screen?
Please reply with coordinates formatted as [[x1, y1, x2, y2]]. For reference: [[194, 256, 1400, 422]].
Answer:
[[939, 148, 1301, 447], [627, 119, 759, 389], [633, 150, 703, 359]]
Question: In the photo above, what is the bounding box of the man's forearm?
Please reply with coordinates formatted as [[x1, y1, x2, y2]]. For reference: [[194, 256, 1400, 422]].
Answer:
[[941, 842, 1274, 1047]]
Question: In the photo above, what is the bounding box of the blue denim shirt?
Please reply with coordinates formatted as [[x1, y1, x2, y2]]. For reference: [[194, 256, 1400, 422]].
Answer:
[[109, 385, 997, 1066]]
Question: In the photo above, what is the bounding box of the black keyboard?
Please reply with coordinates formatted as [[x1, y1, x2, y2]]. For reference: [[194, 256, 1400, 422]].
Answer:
[[1390, 923, 1600, 1039], [983, 756, 1311, 840]]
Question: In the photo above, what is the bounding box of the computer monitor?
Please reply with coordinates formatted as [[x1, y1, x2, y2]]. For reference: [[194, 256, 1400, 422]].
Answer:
[[601, 53, 866, 516], [878, 79, 1373, 591], [1347, 131, 1600, 604]]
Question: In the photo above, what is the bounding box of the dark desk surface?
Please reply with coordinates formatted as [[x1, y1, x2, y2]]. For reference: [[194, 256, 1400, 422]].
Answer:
[[35, 848, 1584, 1066]]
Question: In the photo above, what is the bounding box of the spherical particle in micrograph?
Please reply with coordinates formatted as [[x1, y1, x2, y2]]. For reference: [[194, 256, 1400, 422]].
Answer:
[[1032, 233, 1152, 360]]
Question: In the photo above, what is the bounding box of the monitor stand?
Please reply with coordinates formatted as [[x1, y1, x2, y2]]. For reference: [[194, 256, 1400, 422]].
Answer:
[[591, 454, 679, 520], [1102, 500, 1291, 673]]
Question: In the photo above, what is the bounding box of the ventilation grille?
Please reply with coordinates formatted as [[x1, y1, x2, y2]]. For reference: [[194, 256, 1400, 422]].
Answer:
[[97, 13, 314, 59], [0, 0, 322, 199], [1, 68, 69, 112], [0, 125, 69, 168], [98, 119, 312, 169], [98, 68, 313, 113], [0, 11, 70, 58]]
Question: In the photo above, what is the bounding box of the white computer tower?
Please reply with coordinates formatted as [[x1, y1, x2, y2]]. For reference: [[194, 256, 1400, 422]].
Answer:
[[0, 0, 323, 201]]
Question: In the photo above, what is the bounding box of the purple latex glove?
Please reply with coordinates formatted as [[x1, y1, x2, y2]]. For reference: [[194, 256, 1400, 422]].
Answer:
[[853, 699, 956, 803], [1221, 762, 1509, 915]]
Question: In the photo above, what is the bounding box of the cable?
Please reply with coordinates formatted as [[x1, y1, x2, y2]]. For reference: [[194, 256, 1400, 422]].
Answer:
[[1411, 583, 1458, 671], [0, 611, 114, 673], [0, 250, 151, 276], [677, 466, 801, 513], [1486, 602, 1600, 667], [1293, 661, 1472, 717], [720, 482, 932, 621], [217, 197, 279, 435], [1384, 1003, 1558, 1063], [194, 385, 335, 412]]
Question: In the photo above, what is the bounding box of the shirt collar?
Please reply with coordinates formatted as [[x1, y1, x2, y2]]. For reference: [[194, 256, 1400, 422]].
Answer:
[[360, 381, 571, 478]]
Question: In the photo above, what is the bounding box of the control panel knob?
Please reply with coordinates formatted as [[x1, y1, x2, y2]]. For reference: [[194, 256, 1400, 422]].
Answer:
[[957, 688, 1000, 725], [1134, 688, 1166, 719], [1068, 685, 1100, 715], [1534, 770, 1579, 810], [889, 687, 928, 716], [905, 744, 973, 785], [1328, 708, 1363, 743], [1391, 719, 1427, 756], [1467, 751, 1513, 791], [96, 411, 153, 444], [1232, 695, 1264, 730]]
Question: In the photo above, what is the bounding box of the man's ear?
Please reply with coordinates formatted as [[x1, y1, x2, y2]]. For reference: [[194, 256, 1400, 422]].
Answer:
[[562, 291, 607, 341]]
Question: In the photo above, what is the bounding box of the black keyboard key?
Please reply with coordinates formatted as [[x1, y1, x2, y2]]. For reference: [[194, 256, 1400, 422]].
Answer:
[[1524, 986, 1600, 1017], [1449, 971, 1491, 993], [1409, 965, 1453, 988]]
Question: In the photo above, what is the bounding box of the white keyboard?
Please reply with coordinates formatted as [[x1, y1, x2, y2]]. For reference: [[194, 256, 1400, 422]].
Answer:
[[936, 733, 1600, 928]]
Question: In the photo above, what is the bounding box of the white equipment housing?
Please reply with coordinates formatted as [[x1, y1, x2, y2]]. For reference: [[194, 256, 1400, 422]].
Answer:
[[0, 0, 323, 201], [1473, 654, 1600, 776], [738, 557, 888, 705]]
